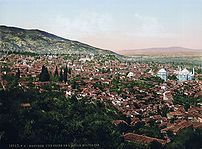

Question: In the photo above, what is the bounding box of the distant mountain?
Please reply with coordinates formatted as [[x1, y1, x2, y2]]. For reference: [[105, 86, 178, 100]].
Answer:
[[118, 47, 202, 56], [0, 25, 119, 56]]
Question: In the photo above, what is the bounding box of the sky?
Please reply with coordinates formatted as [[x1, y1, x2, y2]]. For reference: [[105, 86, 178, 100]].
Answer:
[[0, 0, 202, 51]]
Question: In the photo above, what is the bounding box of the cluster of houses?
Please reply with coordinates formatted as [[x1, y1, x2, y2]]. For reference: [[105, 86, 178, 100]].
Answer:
[[115, 105, 202, 145], [0, 52, 201, 145]]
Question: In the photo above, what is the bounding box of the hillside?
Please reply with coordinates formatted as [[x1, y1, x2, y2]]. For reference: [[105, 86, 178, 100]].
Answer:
[[118, 47, 202, 56], [0, 25, 118, 55]]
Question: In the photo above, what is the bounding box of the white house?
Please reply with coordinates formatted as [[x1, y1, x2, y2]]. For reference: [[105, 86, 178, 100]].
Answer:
[[148, 69, 154, 75], [79, 56, 93, 62], [127, 72, 134, 78]]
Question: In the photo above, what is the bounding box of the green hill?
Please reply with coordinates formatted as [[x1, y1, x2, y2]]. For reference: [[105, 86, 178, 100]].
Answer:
[[0, 25, 118, 55]]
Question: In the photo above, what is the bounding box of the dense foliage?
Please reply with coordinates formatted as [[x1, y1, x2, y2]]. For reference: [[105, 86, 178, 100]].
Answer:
[[0, 79, 127, 148], [166, 127, 202, 149]]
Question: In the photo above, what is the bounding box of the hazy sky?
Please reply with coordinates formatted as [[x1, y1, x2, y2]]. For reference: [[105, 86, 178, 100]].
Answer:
[[0, 0, 202, 51]]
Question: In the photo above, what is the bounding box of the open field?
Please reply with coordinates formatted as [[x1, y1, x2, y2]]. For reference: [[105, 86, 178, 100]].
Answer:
[[121, 54, 202, 66]]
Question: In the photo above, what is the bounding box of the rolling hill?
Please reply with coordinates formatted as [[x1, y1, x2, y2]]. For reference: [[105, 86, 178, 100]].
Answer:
[[0, 25, 119, 56], [118, 47, 202, 56]]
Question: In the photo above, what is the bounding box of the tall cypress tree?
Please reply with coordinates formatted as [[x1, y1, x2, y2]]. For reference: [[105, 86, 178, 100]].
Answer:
[[16, 68, 20, 78], [59, 68, 63, 82], [54, 66, 58, 76], [64, 65, 68, 83], [39, 65, 50, 81], [72, 80, 77, 89], [68, 67, 71, 74]]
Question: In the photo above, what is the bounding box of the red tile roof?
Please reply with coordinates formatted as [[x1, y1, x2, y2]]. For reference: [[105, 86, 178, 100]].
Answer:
[[114, 120, 128, 125], [123, 133, 167, 145]]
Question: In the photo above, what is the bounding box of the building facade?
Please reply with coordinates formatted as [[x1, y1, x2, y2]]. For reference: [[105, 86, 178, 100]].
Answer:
[[177, 68, 194, 81], [157, 68, 167, 81]]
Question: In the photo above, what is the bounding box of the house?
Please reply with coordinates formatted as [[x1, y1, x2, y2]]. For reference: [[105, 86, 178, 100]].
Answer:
[[79, 56, 92, 62], [148, 69, 154, 75], [160, 120, 201, 135], [150, 115, 164, 123], [114, 120, 128, 125], [123, 133, 167, 145], [21, 103, 31, 107], [167, 111, 184, 120], [127, 72, 134, 78]]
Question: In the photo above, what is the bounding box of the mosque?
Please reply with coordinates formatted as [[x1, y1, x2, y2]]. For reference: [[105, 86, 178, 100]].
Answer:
[[157, 67, 194, 82], [157, 68, 167, 81], [176, 68, 194, 81]]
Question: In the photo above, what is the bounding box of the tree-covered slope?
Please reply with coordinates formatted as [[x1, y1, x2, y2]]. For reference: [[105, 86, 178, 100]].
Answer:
[[0, 25, 118, 55], [0, 77, 127, 148]]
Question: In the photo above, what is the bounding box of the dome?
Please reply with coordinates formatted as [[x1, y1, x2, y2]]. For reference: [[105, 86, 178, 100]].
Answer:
[[127, 72, 134, 77], [180, 68, 190, 75], [158, 68, 166, 73]]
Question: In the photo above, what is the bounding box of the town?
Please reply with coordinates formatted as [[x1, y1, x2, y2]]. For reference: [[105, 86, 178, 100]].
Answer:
[[0, 51, 201, 148]]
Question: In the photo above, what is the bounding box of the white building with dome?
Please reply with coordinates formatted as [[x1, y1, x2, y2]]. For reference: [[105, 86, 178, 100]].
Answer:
[[157, 68, 167, 81], [177, 68, 194, 81], [127, 72, 134, 78]]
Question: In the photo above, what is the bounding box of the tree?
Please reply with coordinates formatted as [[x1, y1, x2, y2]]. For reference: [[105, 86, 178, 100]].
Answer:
[[16, 68, 20, 78], [167, 130, 174, 141], [149, 141, 163, 149], [39, 65, 50, 81], [64, 65, 68, 83], [161, 105, 169, 117], [117, 122, 131, 134], [168, 75, 177, 81], [2, 74, 18, 88], [54, 66, 58, 76], [184, 103, 190, 112], [157, 106, 161, 115], [166, 127, 202, 149], [68, 67, 71, 74], [49, 66, 59, 82], [72, 80, 77, 89], [59, 68, 63, 82]]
